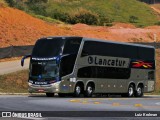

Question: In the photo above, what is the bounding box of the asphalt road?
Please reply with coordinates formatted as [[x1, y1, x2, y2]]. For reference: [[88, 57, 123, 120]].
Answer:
[[0, 59, 29, 75], [0, 95, 160, 120]]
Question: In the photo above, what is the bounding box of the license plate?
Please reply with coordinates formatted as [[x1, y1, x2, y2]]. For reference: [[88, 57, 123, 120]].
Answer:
[[38, 89, 45, 92], [35, 82, 48, 85]]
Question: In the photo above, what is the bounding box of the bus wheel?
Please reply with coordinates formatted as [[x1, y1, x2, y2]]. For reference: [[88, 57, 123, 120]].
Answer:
[[73, 84, 82, 97], [46, 93, 54, 97], [85, 84, 94, 97], [127, 84, 134, 97], [134, 85, 143, 97]]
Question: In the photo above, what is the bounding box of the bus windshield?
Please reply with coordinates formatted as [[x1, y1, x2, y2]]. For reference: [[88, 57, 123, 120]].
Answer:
[[30, 61, 59, 78], [32, 38, 65, 58]]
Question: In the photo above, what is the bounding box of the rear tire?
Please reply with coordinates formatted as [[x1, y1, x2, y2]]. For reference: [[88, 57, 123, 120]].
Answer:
[[84, 84, 94, 97], [46, 93, 54, 97], [134, 85, 143, 97]]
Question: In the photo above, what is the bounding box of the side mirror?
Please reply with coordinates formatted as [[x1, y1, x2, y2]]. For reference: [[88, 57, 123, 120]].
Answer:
[[21, 58, 24, 67], [21, 55, 31, 67]]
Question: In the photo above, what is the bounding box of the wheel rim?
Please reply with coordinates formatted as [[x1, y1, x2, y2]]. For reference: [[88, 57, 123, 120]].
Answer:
[[76, 86, 81, 95], [129, 87, 133, 96], [137, 87, 142, 95], [87, 86, 93, 94]]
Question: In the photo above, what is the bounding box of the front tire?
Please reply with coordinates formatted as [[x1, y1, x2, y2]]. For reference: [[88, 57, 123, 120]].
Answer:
[[122, 84, 135, 97], [134, 86, 143, 97], [46, 93, 54, 97], [127, 84, 134, 97], [73, 84, 82, 97]]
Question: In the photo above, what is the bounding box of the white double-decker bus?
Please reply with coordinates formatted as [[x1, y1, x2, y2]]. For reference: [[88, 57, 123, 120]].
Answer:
[[21, 36, 155, 97]]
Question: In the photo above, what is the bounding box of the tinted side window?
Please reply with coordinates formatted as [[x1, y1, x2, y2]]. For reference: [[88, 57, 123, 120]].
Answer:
[[77, 67, 92, 78], [60, 38, 82, 77], [77, 66, 130, 79], [81, 41, 138, 59], [138, 47, 154, 60], [77, 67, 97, 78], [121, 45, 138, 59], [63, 38, 82, 54], [60, 54, 77, 77]]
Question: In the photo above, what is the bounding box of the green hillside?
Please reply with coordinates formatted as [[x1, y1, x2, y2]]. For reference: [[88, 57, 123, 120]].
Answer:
[[5, 0, 159, 27]]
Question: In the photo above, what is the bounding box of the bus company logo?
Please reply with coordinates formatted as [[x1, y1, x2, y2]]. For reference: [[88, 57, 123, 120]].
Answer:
[[88, 56, 94, 64], [132, 60, 153, 68], [87, 56, 126, 67]]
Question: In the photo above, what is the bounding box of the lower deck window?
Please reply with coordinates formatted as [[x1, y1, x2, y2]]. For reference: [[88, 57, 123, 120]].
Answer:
[[77, 66, 130, 79]]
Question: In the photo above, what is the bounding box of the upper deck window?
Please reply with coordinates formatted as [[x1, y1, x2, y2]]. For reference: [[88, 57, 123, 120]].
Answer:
[[32, 37, 82, 58], [63, 38, 82, 55], [81, 41, 154, 60]]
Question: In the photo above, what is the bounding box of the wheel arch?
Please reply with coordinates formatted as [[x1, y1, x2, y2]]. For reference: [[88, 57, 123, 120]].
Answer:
[[128, 81, 136, 90], [136, 82, 144, 90], [75, 81, 85, 91], [85, 81, 95, 91]]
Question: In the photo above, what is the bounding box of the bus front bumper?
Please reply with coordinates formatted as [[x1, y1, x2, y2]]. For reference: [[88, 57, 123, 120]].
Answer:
[[28, 82, 60, 93]]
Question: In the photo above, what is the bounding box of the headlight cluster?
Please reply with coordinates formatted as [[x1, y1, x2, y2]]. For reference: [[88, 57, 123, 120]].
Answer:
[[28, 80, 33, 86]]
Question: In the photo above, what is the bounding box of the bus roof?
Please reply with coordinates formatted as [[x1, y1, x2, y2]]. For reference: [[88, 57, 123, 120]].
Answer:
[[39, 36, 155, 49]]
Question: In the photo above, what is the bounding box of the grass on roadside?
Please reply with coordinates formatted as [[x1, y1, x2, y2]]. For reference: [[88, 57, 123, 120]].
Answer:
[[0, 70, 28, 93]]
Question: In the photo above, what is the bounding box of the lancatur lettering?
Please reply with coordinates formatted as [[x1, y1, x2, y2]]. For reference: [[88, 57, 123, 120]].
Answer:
[[88, 56, 126, 67]]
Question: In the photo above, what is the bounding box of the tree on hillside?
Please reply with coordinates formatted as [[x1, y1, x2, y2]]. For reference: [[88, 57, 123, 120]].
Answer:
[[25, 0, 48, 15], [129, 16, 139, 23], [5, 0, 15, 7]]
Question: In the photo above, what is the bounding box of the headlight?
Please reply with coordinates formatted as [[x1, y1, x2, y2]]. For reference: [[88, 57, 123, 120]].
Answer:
[[28, 82, 32, 86], [28, 80, 33, 83], [28, 80, 33, 86], [53, 81, 60, 88]]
